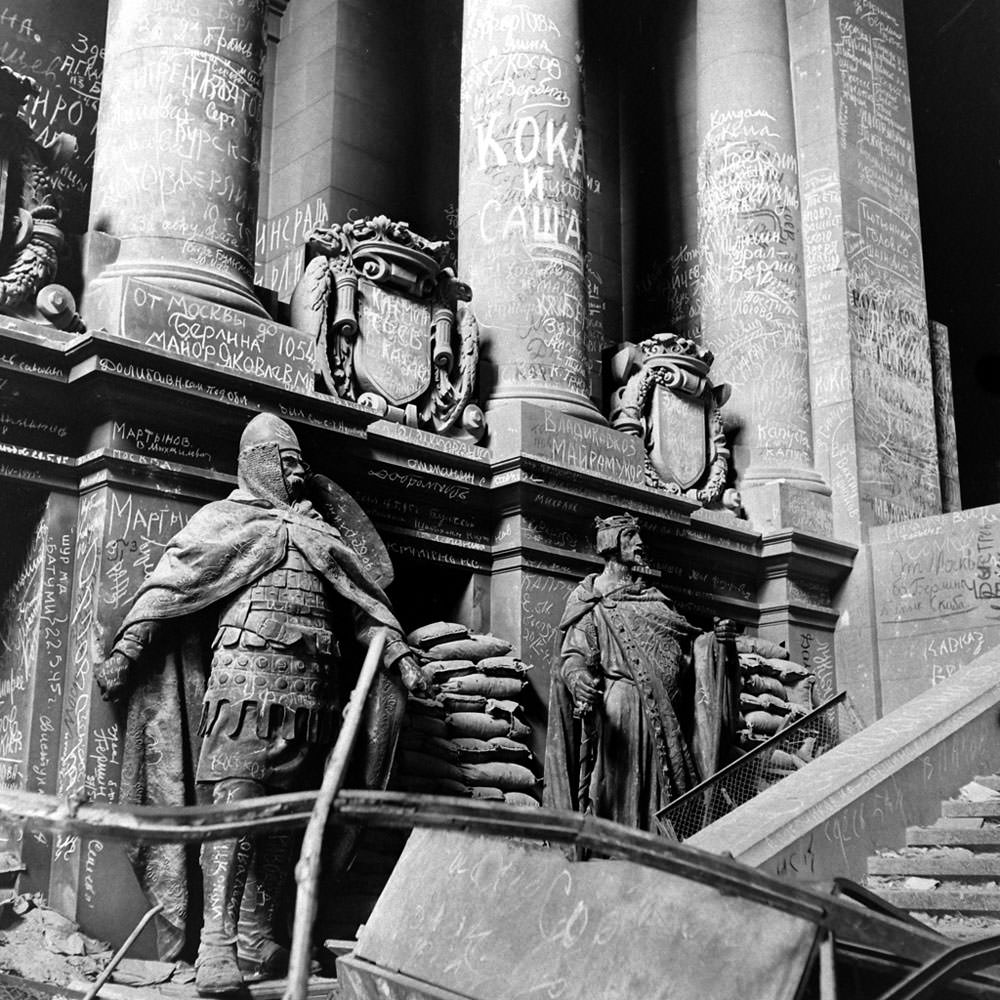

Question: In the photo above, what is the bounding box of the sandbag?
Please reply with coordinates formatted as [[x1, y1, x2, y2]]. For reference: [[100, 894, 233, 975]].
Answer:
[[469, 786, 505, 801], [485, 698, 522, 719], [423, 633, 514, 662], [477, 656, 532, 678], [451, 737, 492, 755], [406, 621, 469, 649], [459, 760, 541, 795], [740, 692, 792, 715], [743, 673, 787, 698], [440, 673, 526, 699], [423, 659, 478, 681], [404, 713, 448, 738], [735, 636, 789, 660], [407, 697, 446, 719], [503, 792, 541, 808], [440, 692, 488, 713], [400, 731, 459, 761], [785, 675, 818, 711], [446, 712, 511, 740], [743, 711, 786, 736], [400, 750, 466, 783], [450, 736, 540, 774], [769, 748, 805, 771], [765, 658, 812, 683], [395, 775, 470, 797], [488, 737, 542, 774]]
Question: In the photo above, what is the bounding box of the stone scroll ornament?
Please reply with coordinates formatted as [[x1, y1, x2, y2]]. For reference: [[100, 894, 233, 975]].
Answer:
[[611, 332, 739, 512], [290, 215, 485, 443], [0, 63, 82, 329]]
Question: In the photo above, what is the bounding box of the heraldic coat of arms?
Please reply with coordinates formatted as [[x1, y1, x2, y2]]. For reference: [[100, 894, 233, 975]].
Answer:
[[290, 215, 484, 443], [611, 332, 736, 510]]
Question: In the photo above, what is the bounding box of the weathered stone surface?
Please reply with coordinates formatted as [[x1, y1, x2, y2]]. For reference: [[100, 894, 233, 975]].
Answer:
[[689, 651, 1000, 882], [930, 321, 961, 513], [0, 7, 104, 235], [741, 481, 833, 537], [868, 853, 1000, 878], [907, 827, 1000, 848], [789, 0, 940, 534], [490, 402, 644, 487], [357, 828, 816, 1000], [90, 277, 313, 394], [458, 0, 601, 420], [871, 505, 1000, 713], [697, 0, 823, 492], [89, 0, 268, 311]]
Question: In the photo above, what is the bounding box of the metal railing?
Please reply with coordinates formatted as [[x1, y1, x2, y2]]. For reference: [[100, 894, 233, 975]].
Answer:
[[658, 692, 849, 841]]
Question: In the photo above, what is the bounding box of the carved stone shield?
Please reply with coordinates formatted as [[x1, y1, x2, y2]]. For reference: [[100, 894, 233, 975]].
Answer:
[[354, 278, 433, 405], [648, 384, 709, 490]]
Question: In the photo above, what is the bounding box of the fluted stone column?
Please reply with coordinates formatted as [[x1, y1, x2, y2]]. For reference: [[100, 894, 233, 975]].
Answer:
[[88, 0, 268, 315], [696, 0, 828, 507], [458, 0, 603, 422]]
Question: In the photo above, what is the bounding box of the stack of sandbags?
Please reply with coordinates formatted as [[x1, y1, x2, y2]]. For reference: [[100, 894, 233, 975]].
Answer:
[[392, 622, 543, 808], [734, 636, 819, 759]]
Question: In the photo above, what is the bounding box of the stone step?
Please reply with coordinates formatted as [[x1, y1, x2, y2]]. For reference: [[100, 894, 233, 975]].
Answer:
[[933, 816, 985, 829], [907, 827, 1000, 848], [915, 912, 1000, 941], [974, 776, 1000, 790], [876, 888, 1000, 914], [868, 852, 1000, 878], [943, 799, 1000, 819]]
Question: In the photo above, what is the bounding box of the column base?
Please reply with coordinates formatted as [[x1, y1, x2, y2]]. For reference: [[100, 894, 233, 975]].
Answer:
[[741, 480, 834, 537], [82, 232, 269, 319], [486, 389, 607, 426], [741, 464, 831, 494]]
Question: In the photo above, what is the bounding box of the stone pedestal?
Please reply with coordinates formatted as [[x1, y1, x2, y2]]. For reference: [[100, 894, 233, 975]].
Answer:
[[87, 0, 268, 316], [0, 493, 76, 895], [696, 0, 827, 498], [458, 0, 603, 422], [49, 483, 199, 942]]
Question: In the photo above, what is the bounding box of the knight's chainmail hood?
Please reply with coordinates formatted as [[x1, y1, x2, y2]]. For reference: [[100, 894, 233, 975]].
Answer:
[[237, 413, 301, 508]]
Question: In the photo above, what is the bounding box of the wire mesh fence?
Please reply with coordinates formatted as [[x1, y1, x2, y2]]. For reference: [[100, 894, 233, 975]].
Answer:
[[658, 693, 853, 841]]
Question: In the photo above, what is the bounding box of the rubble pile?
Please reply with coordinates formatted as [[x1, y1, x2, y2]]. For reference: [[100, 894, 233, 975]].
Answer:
[[0, 893, 110, 988], [393, 622, 543, 807]]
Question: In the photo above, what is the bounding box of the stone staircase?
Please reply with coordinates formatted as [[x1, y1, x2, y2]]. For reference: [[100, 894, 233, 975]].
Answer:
[[867, 775, 1000, 940]]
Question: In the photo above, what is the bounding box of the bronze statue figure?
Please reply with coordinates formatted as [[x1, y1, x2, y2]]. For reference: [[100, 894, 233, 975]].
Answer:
[[544, 513, 738, 831], [0, 64, 76, 320], [95, 413, 431, 996]]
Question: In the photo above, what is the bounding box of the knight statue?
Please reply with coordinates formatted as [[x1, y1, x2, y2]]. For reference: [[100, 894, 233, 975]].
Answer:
[[95, 413, 432, 996]]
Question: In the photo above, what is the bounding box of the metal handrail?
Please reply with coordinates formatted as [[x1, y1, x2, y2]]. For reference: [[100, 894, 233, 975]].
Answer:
[[656, 691, 847, 822]]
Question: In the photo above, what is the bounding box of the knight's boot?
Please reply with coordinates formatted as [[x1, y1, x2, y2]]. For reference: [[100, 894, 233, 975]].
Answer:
[[195, 779, 261, 996], [237, 831, 291, 981]]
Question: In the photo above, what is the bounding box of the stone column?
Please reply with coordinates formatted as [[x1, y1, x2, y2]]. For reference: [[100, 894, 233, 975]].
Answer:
[[88, 0, 268, 315], [458, 0, 603, 422], [930, 321, 961, 513], [696, 0, 828, 511]]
